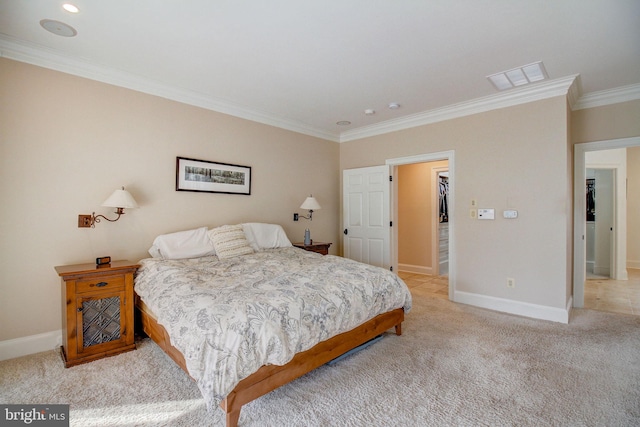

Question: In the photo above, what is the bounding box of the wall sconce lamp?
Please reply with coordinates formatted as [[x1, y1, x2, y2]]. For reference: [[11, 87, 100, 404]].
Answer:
[[294, 195, 321, 221], [78, 187, 139, 228]]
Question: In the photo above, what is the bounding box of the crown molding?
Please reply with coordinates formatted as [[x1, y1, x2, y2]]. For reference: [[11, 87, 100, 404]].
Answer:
[[339, 75, 580, 142], [3, 34, 636, 144], [572, 83, 640, 110], [0, 35, 340, 142], [566, 74, 582, 110]]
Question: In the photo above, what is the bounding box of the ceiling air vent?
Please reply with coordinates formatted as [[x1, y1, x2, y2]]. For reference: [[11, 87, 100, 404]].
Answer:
[[487, 61, 548, 91]]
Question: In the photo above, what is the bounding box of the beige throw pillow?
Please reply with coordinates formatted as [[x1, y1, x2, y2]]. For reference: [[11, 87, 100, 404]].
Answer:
[[209, 224, 254, 259]]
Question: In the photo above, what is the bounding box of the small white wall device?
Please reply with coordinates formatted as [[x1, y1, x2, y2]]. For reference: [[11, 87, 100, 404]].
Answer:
[[477, 208, 495, 220]]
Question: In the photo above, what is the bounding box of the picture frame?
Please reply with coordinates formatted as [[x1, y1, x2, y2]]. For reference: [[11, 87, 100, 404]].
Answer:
[[176, 156, 251, 195]]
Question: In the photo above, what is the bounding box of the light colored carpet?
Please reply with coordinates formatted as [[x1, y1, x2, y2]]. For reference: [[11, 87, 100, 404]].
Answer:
[[2, 294, 639, 426]]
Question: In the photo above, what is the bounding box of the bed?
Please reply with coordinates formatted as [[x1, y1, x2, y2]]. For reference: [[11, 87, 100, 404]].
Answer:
[[134, 223, 412, 426]]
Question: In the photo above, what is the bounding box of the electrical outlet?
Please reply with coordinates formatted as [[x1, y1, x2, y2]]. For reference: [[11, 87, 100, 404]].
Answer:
[[78, 215, 92, 228], [507, 277, 515, 288], [471, 199, 477, 207], [293, 213, 299, 221]]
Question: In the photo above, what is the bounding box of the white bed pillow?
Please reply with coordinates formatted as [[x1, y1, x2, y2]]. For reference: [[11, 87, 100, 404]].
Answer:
[[149, 227, 216, 259], [242, 223, 292, 251], [209, 224, 254, 259], [148, 245, 163, 258]]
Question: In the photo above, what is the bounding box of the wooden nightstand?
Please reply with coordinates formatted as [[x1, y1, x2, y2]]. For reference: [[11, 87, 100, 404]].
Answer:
[[293, 242, 332, 255], [54, 260, 139, 367]]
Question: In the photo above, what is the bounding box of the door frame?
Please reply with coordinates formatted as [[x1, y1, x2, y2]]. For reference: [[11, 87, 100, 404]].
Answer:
[[387, 150, 455, 300], [573, 137, 639, 307]]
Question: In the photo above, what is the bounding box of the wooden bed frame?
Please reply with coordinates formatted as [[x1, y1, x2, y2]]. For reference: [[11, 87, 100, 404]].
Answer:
[[135, 295, 404, 427]]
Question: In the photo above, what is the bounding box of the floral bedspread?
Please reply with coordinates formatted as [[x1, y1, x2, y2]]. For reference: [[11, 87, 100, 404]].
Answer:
[[134, 247, 412, 410]]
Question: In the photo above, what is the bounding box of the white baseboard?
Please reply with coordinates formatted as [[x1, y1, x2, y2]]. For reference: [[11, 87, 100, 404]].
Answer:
[[594, 266, 611, 276], [0, 330, 62, 362], [627, 261, 640, 270], [454, 291, 571, 324], [398, 263, 432, 275]]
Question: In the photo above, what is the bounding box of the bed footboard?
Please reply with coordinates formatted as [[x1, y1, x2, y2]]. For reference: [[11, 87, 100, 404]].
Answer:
[[135, 294, 403, 427]]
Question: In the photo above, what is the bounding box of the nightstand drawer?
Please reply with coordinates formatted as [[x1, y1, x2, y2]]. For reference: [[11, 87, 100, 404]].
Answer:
[[75, 275, 125, 293]]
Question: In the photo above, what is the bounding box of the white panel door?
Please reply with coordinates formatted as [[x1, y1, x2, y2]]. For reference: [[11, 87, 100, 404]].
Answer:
[[343, 165, 391, 269]]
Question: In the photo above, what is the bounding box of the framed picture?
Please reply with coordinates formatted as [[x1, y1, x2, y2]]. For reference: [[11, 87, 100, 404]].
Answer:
[[176, 156, 251, 195]]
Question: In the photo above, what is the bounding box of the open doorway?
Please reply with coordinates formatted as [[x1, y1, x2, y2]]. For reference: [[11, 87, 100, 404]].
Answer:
[[387, 151, 454, 300], [436, 169, 449, 276], [585, 168, 615, 279], [574, 137, 640, 315]]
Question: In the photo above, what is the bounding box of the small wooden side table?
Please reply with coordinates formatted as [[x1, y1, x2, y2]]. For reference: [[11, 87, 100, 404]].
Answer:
[[54, 260, 139, 367], [292, 242, 332, 255]]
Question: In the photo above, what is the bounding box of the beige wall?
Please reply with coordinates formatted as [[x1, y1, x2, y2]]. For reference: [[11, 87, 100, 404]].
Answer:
[[565, 100, 574, 303], [341, 97, 572, 311], [0, 58, 340, 342], [627, 147, 640, 268], [571, 100, 640, 143]]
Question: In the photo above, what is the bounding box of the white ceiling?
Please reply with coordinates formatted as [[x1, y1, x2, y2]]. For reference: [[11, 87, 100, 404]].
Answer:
[[1, 1, 639, 142]]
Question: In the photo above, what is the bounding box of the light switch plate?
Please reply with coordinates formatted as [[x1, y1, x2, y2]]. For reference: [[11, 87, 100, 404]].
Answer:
[[478, 208, 495, 220], [503, 210, 518, 219]]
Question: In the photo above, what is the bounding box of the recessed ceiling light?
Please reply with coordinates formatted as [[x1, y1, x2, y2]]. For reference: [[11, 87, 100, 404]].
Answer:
[[62, 3, 80, 13], [487, 61, 548, 91], [388, 103, 400, 109], [40, 19, 77, 37], [337, 121, 351, 126]]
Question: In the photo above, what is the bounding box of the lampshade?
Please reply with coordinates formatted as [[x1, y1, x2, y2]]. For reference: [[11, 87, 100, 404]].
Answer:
[[300, 196, 321, 210], [102, 187, 139, 209]]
